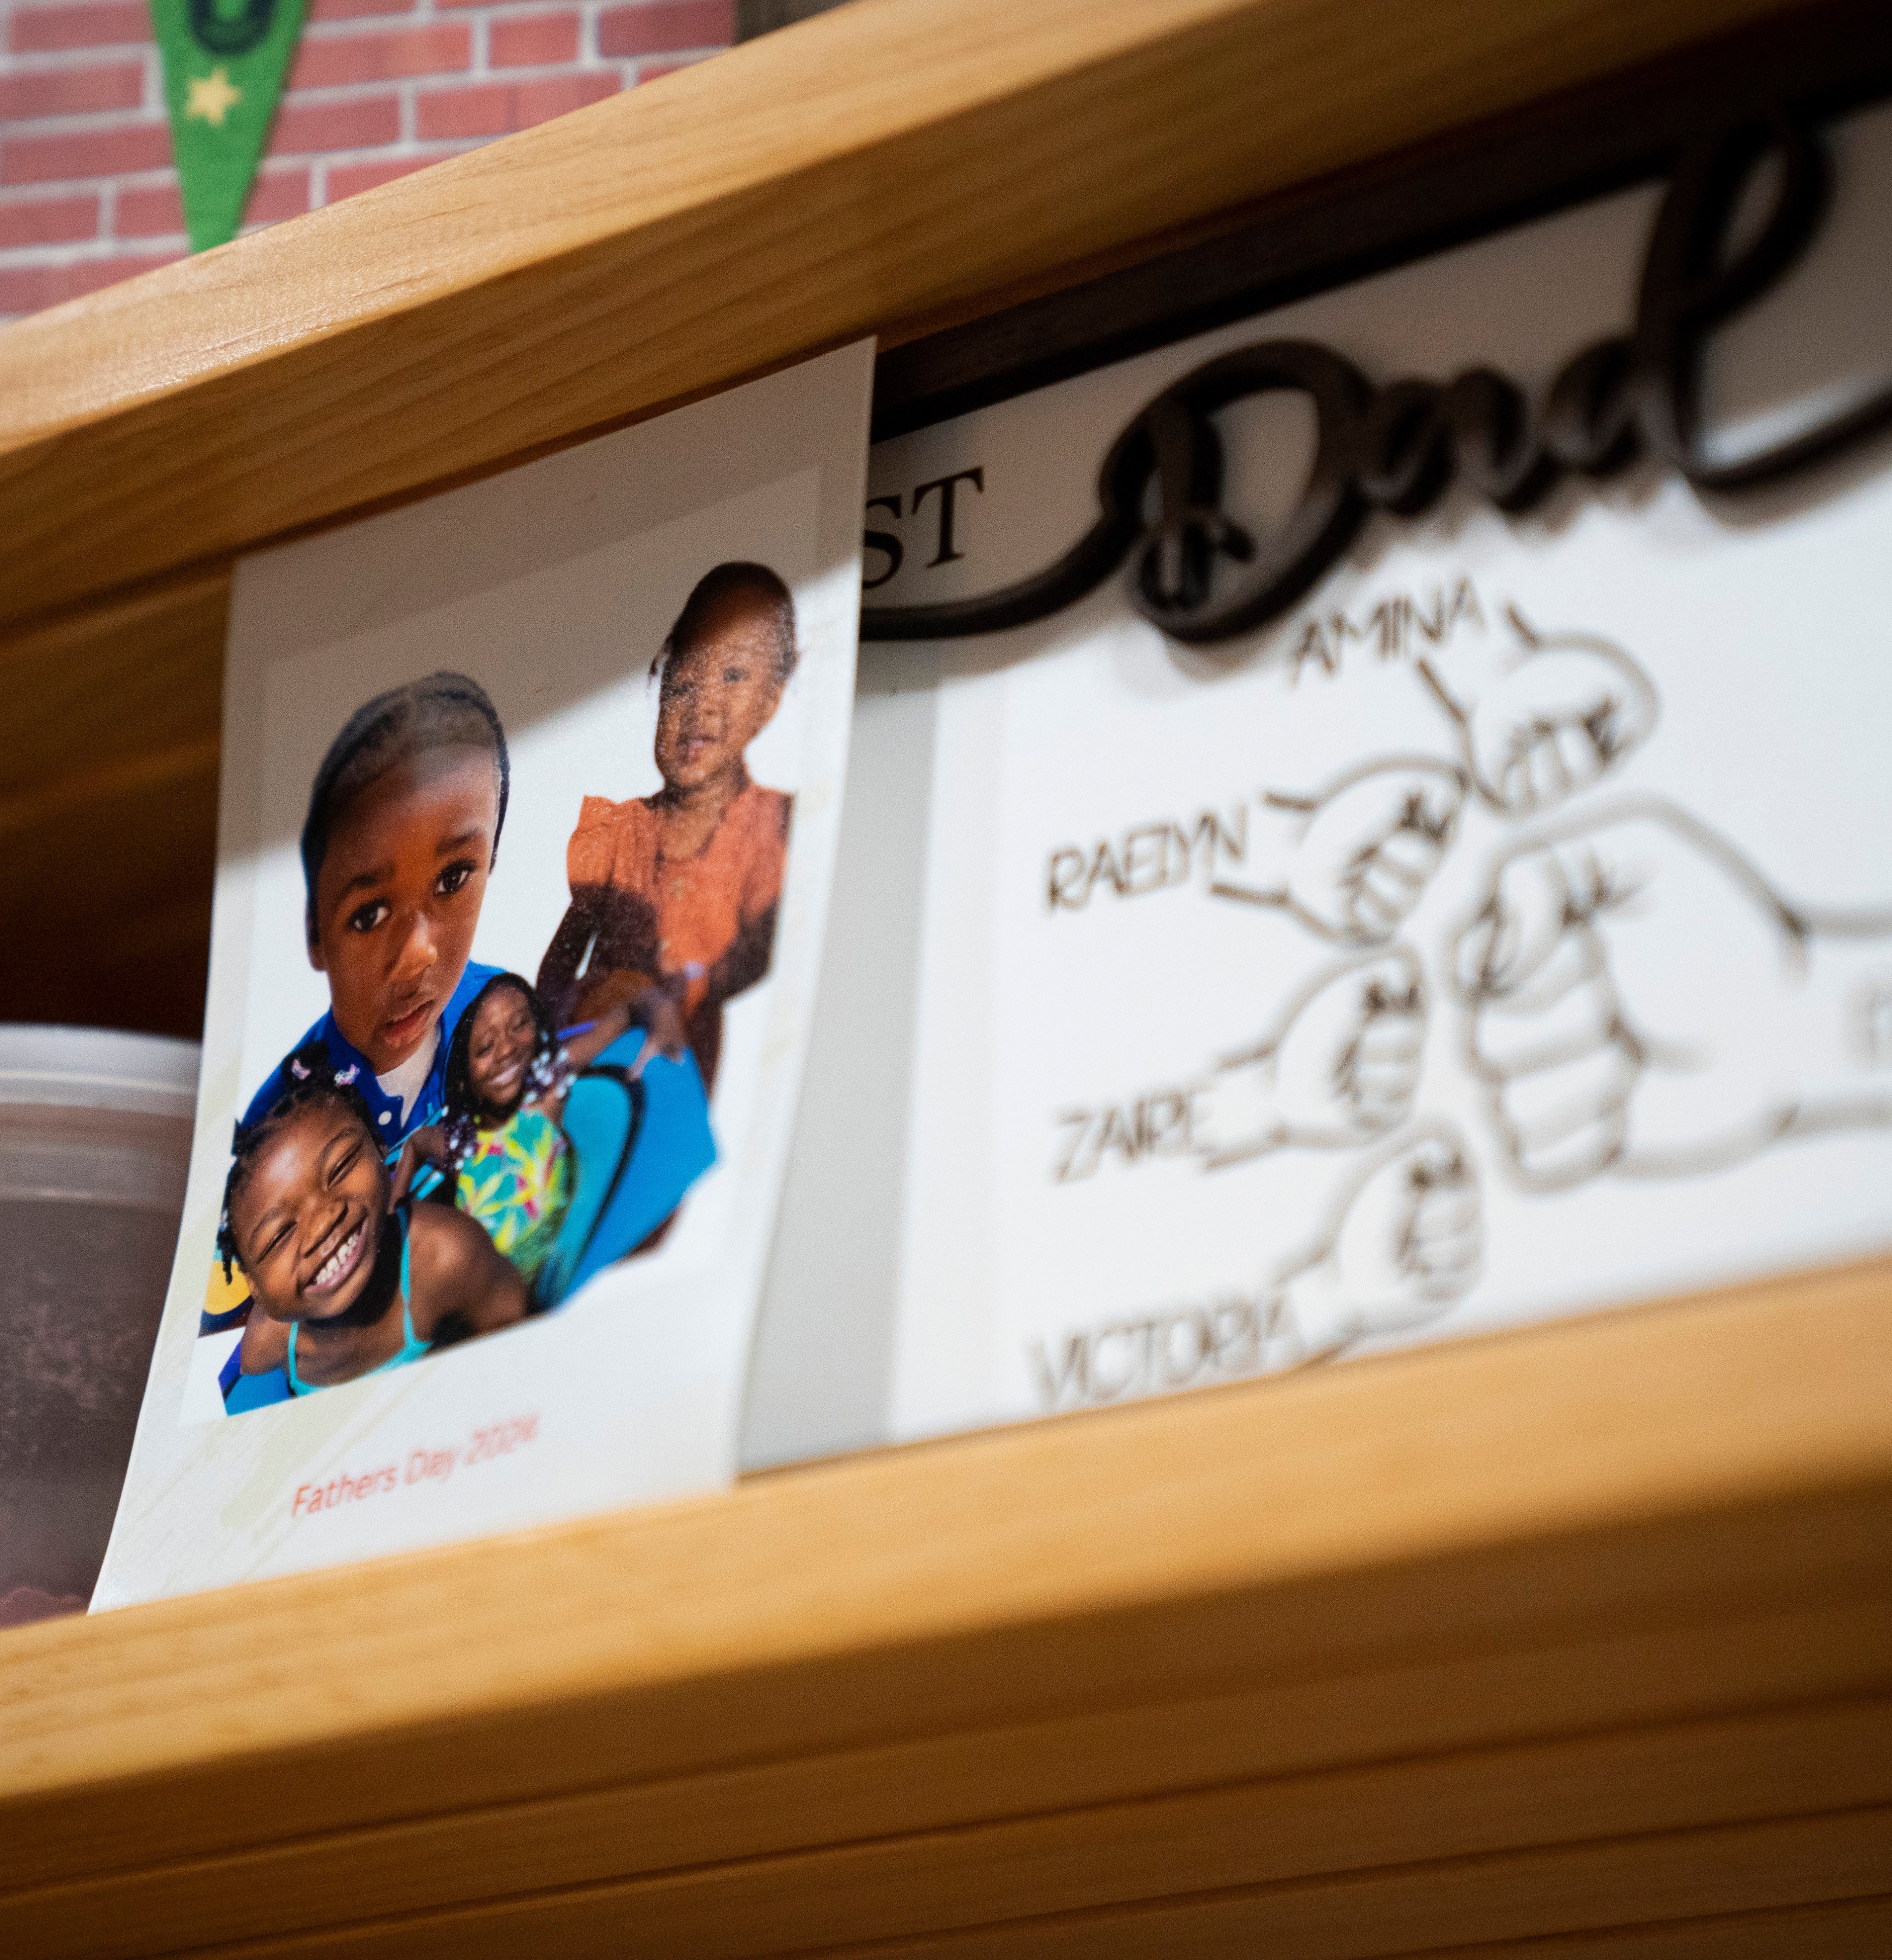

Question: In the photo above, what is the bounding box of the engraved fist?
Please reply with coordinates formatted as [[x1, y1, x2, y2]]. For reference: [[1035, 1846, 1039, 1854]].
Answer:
[[1422, 605, 1656, 817], [1455, 801, 1817, 1186], [1199, 947, 1426, 1166], [1226, 758, 1466, 944], [1273, 1123, 1483, 1356]]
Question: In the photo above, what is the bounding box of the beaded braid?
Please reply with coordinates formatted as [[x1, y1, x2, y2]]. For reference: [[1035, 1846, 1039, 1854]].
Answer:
[[215, 1041, 382, 1283], [437, 973, 565, 1170]]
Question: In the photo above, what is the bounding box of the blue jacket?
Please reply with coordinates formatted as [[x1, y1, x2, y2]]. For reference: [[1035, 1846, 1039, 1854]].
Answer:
[[242, 961, 502, 1146]]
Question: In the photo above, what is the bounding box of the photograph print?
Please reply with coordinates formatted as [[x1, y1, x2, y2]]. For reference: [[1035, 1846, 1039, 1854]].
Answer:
[[95, 343, 873, 1606]]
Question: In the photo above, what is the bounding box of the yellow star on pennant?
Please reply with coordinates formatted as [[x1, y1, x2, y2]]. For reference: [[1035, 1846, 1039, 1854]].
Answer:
[[184, 66, 243, 128]]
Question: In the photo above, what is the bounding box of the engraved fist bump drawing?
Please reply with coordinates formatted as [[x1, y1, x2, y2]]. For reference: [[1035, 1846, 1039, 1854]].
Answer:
[[1216, 757, 1466, 943], [1267, 1126, 1484, 1360], [864, 102, 1892, 1426], [1198, 946, 1428, 1164], [1194, 602, 1668, 1353], [1048, 585, 1892, 1362], [1456, 807, 1892, 1188], [1046, 593, 1686, 1359], [1421, 606, 1659, 819], [1034, 594, 1640, 1358]]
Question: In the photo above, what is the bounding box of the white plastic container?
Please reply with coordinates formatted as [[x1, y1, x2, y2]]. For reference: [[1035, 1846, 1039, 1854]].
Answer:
[[0, 1025, 197, 1628]]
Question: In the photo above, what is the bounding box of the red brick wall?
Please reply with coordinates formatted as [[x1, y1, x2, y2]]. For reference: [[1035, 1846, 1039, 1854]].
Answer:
[[0, 0, 733, 318]]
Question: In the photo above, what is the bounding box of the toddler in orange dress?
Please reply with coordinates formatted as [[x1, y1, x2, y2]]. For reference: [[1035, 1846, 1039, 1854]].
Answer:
[[538, 562, 797, 1090]]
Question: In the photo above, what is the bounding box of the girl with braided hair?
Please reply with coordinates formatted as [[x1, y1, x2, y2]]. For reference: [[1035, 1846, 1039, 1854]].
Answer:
[[389, 974, 683, 1297], [216, 1044, 527, 1411]]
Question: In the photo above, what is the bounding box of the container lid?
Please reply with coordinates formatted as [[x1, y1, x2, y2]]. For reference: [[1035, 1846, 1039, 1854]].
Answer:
[[0, 1026, 199, 1208], [0, 1024, 199, 1123]]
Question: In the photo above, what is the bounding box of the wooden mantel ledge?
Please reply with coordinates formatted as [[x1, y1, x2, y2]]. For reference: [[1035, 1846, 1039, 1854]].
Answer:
[[0, 1257, 1889, 1955], [0, 0, 1808, 633]]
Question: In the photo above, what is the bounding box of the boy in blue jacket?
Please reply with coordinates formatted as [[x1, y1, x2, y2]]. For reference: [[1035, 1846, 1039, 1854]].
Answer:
[[243, 671, 509, 1149]]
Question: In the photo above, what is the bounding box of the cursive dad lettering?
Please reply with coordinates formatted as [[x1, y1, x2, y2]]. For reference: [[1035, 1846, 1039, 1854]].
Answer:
[[863, 112, 1892, 650]]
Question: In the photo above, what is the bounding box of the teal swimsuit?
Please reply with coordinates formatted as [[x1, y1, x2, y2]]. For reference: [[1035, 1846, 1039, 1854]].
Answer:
[[286, 1205, 430, 1395]]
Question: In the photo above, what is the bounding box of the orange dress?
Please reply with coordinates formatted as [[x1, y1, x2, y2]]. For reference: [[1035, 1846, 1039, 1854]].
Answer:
[[538, 778, 791, 1089]]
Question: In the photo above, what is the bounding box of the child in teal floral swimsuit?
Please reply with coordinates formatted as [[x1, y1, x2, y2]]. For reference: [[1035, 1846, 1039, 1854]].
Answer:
[[393, 973, 680, 1298]]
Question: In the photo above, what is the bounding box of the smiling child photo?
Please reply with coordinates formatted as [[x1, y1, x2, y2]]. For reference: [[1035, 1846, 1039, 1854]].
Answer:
[[95, 343, 872, 1606], [203, 608, 790, 1409]]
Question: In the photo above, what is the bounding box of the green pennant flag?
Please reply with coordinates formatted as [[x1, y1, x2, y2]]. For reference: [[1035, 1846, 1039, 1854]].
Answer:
[[150, 0, 306, 253]]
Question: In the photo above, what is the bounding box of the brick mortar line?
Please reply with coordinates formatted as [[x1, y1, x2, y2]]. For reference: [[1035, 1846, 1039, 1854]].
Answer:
[[0, 57, 659, 130], [0, 7, 729, 313], [0, 0, 677, 44], [0, 109, 169, 132], [0, 49, 155, 68], [0, 44, 706, 151], [0, 69, 665, 195]]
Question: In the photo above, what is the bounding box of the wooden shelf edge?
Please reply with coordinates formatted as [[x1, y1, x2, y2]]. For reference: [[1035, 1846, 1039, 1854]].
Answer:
[[0, 0, 1810, 629], [2, 1254, 1889, 1899], [12, 1707, 1892, 1956]]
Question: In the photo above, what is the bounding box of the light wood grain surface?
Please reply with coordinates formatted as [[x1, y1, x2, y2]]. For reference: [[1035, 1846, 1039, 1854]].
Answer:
[[0, 0, 1823, 1035], [0, 0, 1882, 1949], [3, 1257, 1888, 1953], [10, 1693, 1890, 1954], [0, 0, 1809, 633]]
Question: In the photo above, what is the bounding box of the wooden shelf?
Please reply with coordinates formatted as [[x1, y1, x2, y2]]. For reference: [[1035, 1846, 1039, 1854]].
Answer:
[[4, 1258, 1890, 1954], [0, 0, 1829, 1040], [0, 0, 1802, 631], [3, 0, 1886, 1951]]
